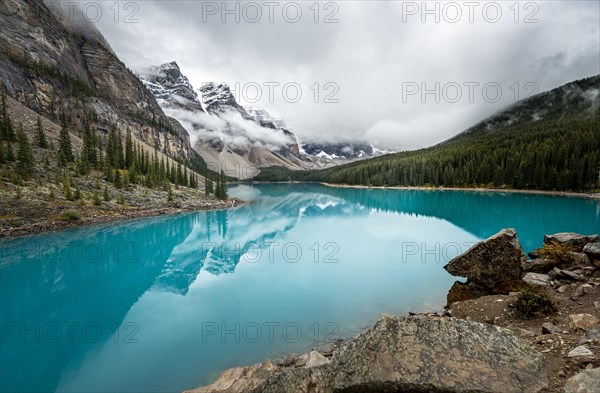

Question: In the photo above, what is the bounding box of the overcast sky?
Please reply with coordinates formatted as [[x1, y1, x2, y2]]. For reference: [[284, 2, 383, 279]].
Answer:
[[75, 1, 599, 150]]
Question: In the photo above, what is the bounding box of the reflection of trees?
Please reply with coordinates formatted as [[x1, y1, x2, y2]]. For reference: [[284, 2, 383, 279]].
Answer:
[[0, 214, 198, 393], [314, 186, 599, 243], [215, 210, 228, 237]]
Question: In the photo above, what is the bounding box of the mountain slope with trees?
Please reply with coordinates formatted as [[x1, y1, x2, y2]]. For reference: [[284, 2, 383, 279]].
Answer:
[[0, 92, 230, 237], [254, 75, 600, 192], [0, 0, 232, 236]]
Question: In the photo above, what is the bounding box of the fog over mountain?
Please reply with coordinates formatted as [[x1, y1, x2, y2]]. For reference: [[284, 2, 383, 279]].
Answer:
[[62, 1, 598, 150]]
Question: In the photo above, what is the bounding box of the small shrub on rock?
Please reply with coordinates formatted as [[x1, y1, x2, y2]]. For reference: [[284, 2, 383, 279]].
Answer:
[[515, 284, 558, 318], [540, 243, 578, 266], [60, 209, 81, 221]]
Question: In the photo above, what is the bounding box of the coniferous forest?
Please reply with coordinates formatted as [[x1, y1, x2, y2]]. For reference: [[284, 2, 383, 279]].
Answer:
[[255, 76, 600, 192], [0, 90, 229, 205]]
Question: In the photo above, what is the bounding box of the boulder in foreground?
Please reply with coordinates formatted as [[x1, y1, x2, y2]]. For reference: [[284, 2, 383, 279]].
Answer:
[[201, 315, 547, 393], [564, 367, 600, 393]]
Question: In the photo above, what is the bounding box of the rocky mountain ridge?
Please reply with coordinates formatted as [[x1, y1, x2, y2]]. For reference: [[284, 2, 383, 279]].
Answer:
[[138, 62, 306, 178], [0, 0, 204, 171], [138, 62, 396, 178]]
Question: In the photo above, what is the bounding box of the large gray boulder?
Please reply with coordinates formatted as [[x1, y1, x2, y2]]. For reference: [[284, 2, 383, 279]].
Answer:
[[444, 229, 526, 294], [253, 315, 547, 393], [543, 233, 599, 251], [564, 367, 600, 393], [583, 243, 600, 267]]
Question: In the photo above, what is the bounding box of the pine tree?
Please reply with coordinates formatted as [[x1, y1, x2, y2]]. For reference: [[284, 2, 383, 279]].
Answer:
[[170, 162, 176, 183], [177, 163, 183, 186], [125, 128, 134, 168], [117, 131, 124, 169], [103, 157, 113, 182], [220, 169, 228, 200], [114, 169, 123, 188], [6, 141, 15, 162], [82, 122, 97, 167], [35, 117, 49, 149], [106, 129, 115, 168], [167, 183, 174, 203], [204, 168, 213, 195], [160, 157, 166, 181], [58, 123, 74, 164], [129, 162, 137, 184], [214, 173, 221, 199], [16, 124, 34, 178], [64, 176, 73, 201], [166, 160, 171, 183], [103, 185, 111, 201], [93, 190, 101, 205], [189, 172, 197, 189], [207, 176, 214, 195], [74, 182, 81, 200], [1, 92, 16, 142], [77, 154, 89, 176], [6, 116, 15, 142]]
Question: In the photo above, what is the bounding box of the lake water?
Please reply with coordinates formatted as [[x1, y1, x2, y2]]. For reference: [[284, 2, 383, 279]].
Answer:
[[1, 184, 599, 392]]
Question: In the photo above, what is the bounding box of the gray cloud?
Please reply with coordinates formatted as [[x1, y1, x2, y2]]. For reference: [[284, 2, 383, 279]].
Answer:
[[75, 0, 598, 150], [162, 106, 296, 151]]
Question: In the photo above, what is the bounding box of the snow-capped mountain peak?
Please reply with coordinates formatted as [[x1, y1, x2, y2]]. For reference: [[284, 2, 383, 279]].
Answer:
[[198, 82, 250, 118], [137, 61, 204, 113], [299, 141, 394, 168]]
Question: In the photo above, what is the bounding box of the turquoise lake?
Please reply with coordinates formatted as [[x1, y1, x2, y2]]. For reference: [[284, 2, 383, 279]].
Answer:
[[1, 184, 599, 392]]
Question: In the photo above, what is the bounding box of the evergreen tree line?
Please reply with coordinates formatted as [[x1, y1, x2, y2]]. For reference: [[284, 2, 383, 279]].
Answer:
[[61, 121, 201, 192], [0, 90, 216, 197], [255, 115, 600, 191], [0, 91, 38, 180], [204, 167, 228, 200]]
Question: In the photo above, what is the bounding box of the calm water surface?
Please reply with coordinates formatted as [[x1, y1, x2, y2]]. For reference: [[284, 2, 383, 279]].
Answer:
[[1, 184, 599, 392]]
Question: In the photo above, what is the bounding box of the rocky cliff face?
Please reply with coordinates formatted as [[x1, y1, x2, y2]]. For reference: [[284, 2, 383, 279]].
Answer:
[[0, 0, 200, 169]]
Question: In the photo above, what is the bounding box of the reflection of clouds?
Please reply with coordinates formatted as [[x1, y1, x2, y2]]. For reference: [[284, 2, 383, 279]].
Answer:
[[153, 186, 370, 294]]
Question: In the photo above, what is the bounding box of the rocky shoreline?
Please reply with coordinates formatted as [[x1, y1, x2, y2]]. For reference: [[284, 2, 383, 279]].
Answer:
[[0, 201, 243, 239], [0, 182, 244, 239], [186, 230, 600, 393]]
